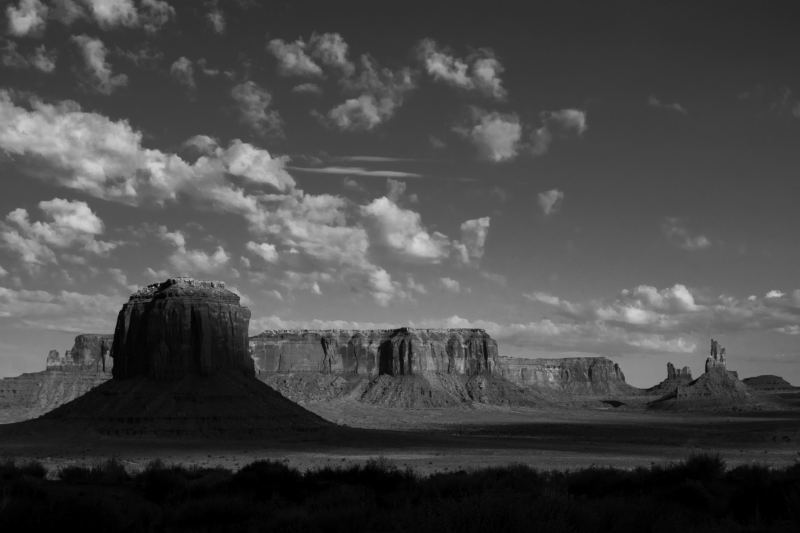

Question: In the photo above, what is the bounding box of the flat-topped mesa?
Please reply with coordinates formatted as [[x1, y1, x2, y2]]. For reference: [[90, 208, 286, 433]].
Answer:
[[667, 362, 692, 381], [249, 328, 498, 377], [497, 356, 635, 395], [112, 277, 253, 380], [46, 334, 114, 372]]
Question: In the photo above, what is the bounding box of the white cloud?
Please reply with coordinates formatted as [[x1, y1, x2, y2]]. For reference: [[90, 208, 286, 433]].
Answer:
[[246, 241, 278, 264], [308, 32, 354, 76], [662, 217, 711, 250], [207, 5, 224, 33], [1, 198, 116, 267], [455, 108, 521, 162], [157, 226, 230, 275], [267, 38, 323, 77], [289, 166, 422, 179], [537, 189, 564, 215], [418, 38, 506, 100], [0, 91, 294, 205], [457, 216, 490, 262], [530, 109, 588, 156], [170, 56, 195, 91], [292, 82, 322, 95], [648, 95, 687, 114], [766, 290, 785, 299], [72, 35, 128, 94], [1, 41, 57, 72], [0, 285, 121, 332], [440, 277, 461, 293], [6, 0, 48, 37], [361, 196, 451, 263], [326, 55, 416, 131], [230, 80, 283, 138], [78, 0, 173, 31]]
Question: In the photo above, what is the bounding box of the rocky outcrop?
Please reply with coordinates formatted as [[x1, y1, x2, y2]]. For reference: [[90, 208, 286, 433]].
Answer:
[[112, 277, 253, 380], [46, 334, 114, 372], [743, 375, 794, 391], [647, 362, 693, 396], [250, 328, 498, 378], [497, 356, 638, 396], [40, 278, 330, 437], [0, 334, 113, 424], [649, 360, 756, 411]]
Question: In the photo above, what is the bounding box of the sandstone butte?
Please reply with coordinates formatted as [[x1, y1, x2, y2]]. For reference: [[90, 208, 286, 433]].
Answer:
[[29, 278, 332, 437]]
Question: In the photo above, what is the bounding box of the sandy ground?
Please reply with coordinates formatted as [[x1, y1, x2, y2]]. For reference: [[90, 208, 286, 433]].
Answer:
[[3, 400, 799, 476]]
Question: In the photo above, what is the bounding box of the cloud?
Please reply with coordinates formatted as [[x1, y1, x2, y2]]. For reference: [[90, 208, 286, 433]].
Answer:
[[648, 95, 687, 114], [457, 216, 491, 262], [537, 189, 564, 215], [0, 285, 121, 332], [530, 109, 588, 156], [170, 56, 195, 91], [0, 91, 295, 205], [417, 38, 506, 100], [206, 5, 225, 33], [292, 82, 322, 95], [325, 55, 416, 131], [455, 108, 521, 162], [267, 38, 323, 77], [230, 80, 283, 138], [1, 40, 56, 72], [308, 32, 354, 76], [288, 166, 422, 179], [157, 226, 230, 275], [6, 0, 47, 37], [765, 290, 785, 299], [1, 198, 116, 267], [440, 277, 461, 293], [79, 0, 174, 31], [361, 196, 451, 263], [662, 217, 711, 250], [72, 35, 128, 94], [246, 241, 278, 264]]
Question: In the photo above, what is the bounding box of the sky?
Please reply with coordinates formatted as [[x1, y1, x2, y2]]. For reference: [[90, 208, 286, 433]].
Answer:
[[0, 0, 798, 387]]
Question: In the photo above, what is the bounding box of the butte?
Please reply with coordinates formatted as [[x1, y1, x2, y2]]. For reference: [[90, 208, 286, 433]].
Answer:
[[16, 278, 332, 438]]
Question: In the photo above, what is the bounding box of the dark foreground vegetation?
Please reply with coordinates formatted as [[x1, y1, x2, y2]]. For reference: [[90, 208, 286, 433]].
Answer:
[[1, 454, 799, 532]]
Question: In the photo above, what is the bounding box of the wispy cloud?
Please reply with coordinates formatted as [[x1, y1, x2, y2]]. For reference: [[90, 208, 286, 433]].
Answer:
[[288, 166, 423, 178]]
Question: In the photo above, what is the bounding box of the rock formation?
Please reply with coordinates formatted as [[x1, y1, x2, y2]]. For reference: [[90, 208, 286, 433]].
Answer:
[[498, 356, 638, 396], [647, 362, 693, 396], [249, 328, 533, 407], [742, 375, 794, 391], [112, 278, 253, 380], [0, 335, 113, 424], [39, 278, 330, 437], [250, 328, 498, 377]]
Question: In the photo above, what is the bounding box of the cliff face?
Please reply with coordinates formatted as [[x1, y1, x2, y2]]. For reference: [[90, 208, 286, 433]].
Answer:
[[647, 362, 694, 396], [497, 356, 636, 395], [249, 328, 498, 378], [0, 334, 113, 424], [112, 278, 253, 380], [46, 334, 114, 372]]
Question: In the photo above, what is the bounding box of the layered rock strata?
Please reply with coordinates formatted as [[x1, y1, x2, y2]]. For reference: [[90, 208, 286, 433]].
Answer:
[[647, 362, 693, 396], [250, 328, 498, 377], [46, 334, 114, 372], [112, 278, 253, 380], [743, 375, 794, 391], [497, 356, 637, 396], [40, 278, 330, 436]]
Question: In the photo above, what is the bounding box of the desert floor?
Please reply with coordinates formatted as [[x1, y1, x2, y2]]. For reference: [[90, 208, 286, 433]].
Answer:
[[2, 400, 799, 476]]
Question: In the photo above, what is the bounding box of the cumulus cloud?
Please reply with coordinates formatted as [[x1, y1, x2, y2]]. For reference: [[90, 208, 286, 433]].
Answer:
[[170, 56, 195, 91], [246, 241, 278, 264], [308, 32, 354, 75], [230, 80, 284, 138], [6, 0, 47, 36], [292, 82, 322, 95], [361, 196, 451, 263], [326, 55, 416, 131], [267, 37, 323, 77], [206, 5, 224, 33], [537, 189, 564, 216], [1, 198, 116, 267], [0, 285, 121, 332], [455, 108, 521, 162], [456, 216, 491, 263], [440, 277, 461, 293], [530, 109, 588, 156], [648, 95, 687, 114], [0, 91, 295, 205], [417, 38, 506, 100], [1, 41, 57, 72], [661, 217, 711, 250], [72, 35, 128, 94], [78, 0, 173, 31], [157, 226, 230, 275]]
